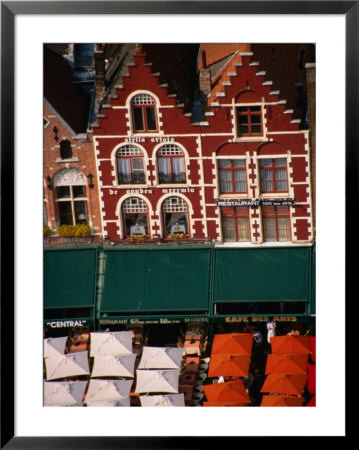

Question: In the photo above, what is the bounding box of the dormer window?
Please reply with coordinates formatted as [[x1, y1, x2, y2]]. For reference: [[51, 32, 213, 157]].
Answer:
[[131, 94, 158, 132], [235, 90, 263, 138], [236, 105, 262, 136], [60, 139, 73, 160]]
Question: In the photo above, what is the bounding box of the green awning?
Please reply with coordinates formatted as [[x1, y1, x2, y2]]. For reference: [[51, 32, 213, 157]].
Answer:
[[213, 247, 311, 303], [101, 247, 211, 313], [44, 248, 97, 309]]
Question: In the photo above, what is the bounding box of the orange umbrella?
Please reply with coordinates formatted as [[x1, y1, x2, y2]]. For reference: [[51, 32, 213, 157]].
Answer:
[[211, 333, 253, 355], [203, 380, 251, 404], [203, 401, 246, 407], [208, 354, 251, 378], [261, 373, 307, 396], [261, 395, 304, 407], [265, 354, 308, 374], [270, 335, 312, 355]]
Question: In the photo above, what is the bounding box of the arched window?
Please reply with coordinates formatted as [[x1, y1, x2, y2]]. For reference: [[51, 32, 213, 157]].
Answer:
[[117, 145, 145, 184], [131, 94, 158, 132], [53, 168, 88, 226], [158, 144, 186, 184], [60, 139, 73, 159], [122, 197, 149, 237], [162, 196, 189, 237], [221, 206, 250, 242]]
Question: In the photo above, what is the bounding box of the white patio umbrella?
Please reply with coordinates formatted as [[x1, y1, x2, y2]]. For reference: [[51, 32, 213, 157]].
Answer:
[[85, 398, 130, 407], [43, 337, 68, 358], [135, 369, 180, 394], [140, 393, 185, 407], [85, 379, 133, 403], [91, 354, 136, 378], [45, 352, 90, 381], [138, 347, 185, 369], [44, 381, 87, 406], [90, 331, 133, 356]]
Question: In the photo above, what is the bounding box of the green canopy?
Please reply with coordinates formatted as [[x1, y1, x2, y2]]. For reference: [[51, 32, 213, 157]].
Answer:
[[44, 248, 97, 309], [213, 247, 311, 303], [101, 247, 211, 313]]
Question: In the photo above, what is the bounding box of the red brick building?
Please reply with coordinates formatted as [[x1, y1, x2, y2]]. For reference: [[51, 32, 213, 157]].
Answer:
[[92, 46, 314, 246]]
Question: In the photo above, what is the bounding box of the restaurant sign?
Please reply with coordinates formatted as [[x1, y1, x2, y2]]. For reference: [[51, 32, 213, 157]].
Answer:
[[216, 199, 295, 207], [99, 316, 209, 326], [44, 318, 94, 329], [211, 315, 300, 324]]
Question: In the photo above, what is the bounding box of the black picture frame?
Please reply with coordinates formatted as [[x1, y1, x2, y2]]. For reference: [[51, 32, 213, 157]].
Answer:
[[1, 1, 351, 447]]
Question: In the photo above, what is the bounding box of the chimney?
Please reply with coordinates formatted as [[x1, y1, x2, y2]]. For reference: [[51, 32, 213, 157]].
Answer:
[[94, 44, 105, 105], [199, 50, 211, 95]]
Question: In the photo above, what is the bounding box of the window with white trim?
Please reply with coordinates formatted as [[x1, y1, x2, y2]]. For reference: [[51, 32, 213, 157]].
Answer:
[[259, 158, 288, 193], [262, 205, 291, 242], [56, 185, 88, 226], [131, 94, 158, 132], [122, 197, 149, 237], [53, 168, 89, 226], [117, 145, 145, 184], [158, 144, 186, 184], [162, 196, 189, 237], [221, 206, 250, 242], [218, 159, 247, 194]]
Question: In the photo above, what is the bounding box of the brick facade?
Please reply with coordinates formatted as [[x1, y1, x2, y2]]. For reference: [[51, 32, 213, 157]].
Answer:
[[92, 48, 313, 246], [43, 101, 103, 243]]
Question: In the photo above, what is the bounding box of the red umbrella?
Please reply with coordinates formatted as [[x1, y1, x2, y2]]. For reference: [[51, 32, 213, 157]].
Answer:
[[261, 373, 307, 396], [270, 335, 311, 355], [309, 336, 316, 362], [211, 333, 253, 355], [203, 380, 251, 405], [261, 395, 304, 406], [203, 401, 247, 407], [265, 354, 308, 374], [307, 363, 316, 395], [306, 395, 316, 406], [208, 354, 251, 378]]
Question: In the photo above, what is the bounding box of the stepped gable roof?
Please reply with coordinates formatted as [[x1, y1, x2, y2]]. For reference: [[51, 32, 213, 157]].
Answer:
[[198, 43, 315, 126], [44, 45, 92, 134], [142, 43, 200, 109]]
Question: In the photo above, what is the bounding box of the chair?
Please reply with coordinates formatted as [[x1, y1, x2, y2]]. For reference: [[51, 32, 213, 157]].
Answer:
[[197, 373, 207, 382], [192, 392, 204, 402]]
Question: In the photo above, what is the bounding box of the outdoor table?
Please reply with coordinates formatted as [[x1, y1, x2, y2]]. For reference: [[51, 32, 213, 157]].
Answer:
[[180, 372, 197, 385], [184, 340, 201, 356], [179, 384, 194, 406], [69, 343, 88, 353], [185, 357, 200, 374], [185, 333, 202, 341]]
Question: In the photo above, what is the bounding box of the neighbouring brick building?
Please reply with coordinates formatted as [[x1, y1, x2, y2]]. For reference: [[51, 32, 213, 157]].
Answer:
[[43, 45, 103, 246]]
